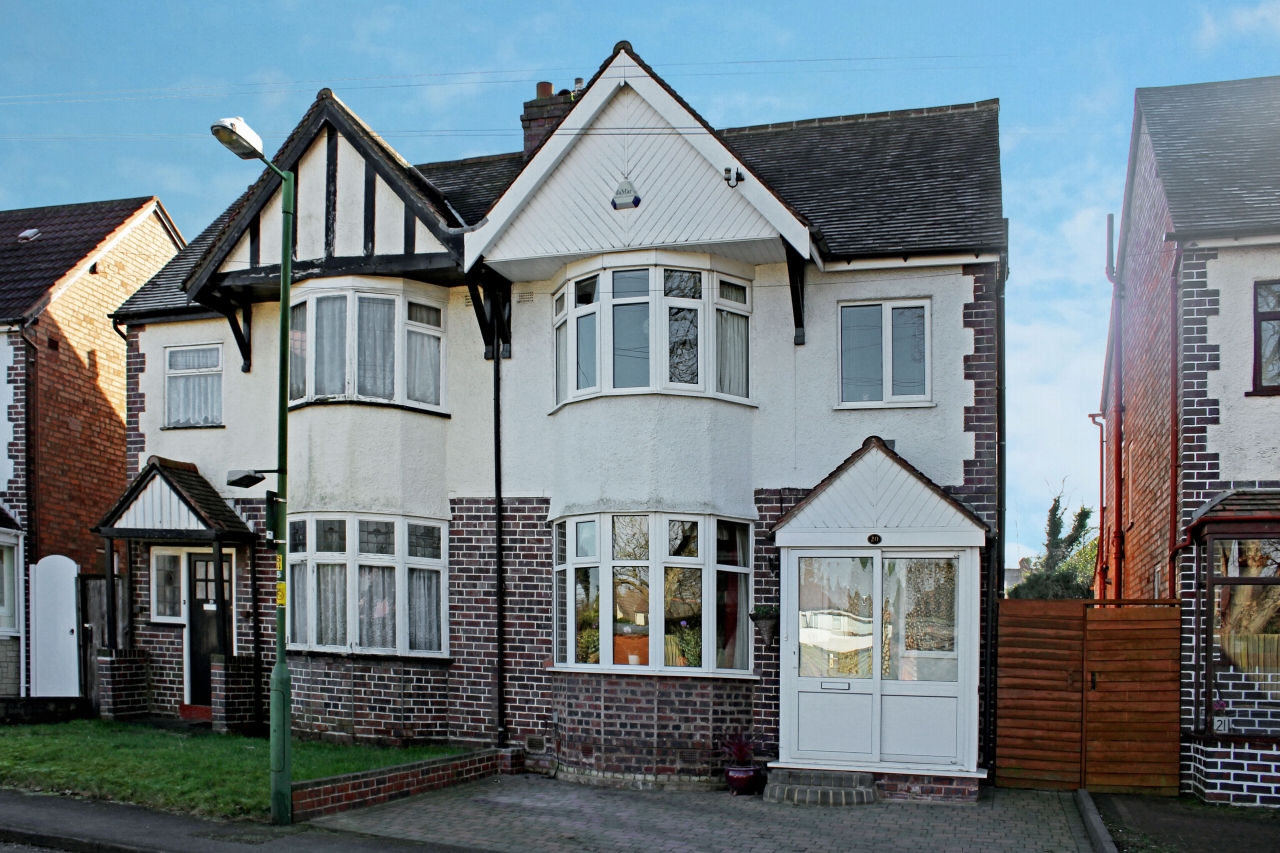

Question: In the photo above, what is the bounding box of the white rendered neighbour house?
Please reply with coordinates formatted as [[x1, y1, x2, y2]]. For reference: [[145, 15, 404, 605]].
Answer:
[[99, 43, 1006, 799]]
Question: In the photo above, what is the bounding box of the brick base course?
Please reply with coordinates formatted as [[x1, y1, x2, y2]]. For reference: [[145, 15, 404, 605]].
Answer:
[[97, 648, 148, 719], [211, 654, 256, 733], [1182, 738, 1280, 806], [875, 772, 980, 802]]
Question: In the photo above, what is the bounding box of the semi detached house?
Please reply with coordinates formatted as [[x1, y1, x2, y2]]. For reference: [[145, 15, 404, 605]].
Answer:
[[98, 43, 1007, 799]]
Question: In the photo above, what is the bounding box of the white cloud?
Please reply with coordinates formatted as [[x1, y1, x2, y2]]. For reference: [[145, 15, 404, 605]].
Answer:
[[1198, 2, 1280, 49]]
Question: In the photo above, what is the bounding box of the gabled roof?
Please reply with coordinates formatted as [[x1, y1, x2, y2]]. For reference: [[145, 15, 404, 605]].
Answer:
[[1137, 75, 1280, 239], [416, 152, 524, 226], [112, 210, 232, 322], [1190, 489, 1280, 529], [95, 456, 253, 541], [0, 504, 21, 532], [0, 197, 178, 321]]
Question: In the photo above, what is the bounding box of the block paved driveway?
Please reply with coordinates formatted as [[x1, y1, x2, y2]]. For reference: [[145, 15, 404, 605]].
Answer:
[[316, 774, 1095, 853]]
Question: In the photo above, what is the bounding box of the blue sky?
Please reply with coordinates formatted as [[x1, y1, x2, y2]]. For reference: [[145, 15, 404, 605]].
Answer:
[[3, 1, 1279, 559]]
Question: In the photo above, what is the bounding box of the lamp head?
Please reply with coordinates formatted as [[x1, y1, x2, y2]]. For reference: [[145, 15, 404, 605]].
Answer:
[[211, 117, 265, 160], [227, 469, 267, 488]]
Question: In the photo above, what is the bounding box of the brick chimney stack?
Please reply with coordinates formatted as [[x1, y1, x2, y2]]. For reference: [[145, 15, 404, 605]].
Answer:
[[521, 81, 578, 160]]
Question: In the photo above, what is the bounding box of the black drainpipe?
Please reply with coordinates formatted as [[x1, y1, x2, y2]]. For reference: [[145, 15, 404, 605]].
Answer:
[[489, 286, 507, 747]]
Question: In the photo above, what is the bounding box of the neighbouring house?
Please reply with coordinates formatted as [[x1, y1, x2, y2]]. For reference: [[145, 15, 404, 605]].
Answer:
[[1098, 75, 1280, 805], [0, 197, 183, 700], [99, 42, 1006, 798]]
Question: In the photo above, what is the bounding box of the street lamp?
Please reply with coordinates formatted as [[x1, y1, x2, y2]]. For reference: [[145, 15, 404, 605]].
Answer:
[[213, 115, 295, 826]]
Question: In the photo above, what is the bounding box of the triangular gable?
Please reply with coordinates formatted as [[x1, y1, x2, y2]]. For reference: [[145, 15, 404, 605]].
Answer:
[[95, 457, 254, 541], [465, 43, 811, 273], [186, 90, 462, 309], [773, 436, 988, 548], [117, 475, 207, 531]]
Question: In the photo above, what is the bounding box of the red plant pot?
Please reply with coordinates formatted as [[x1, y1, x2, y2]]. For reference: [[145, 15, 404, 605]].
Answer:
[[725, 765, 760, 795]]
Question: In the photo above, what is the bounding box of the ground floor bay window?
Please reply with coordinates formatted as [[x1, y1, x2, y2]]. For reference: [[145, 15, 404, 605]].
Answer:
[[552, 513, 752, 674]]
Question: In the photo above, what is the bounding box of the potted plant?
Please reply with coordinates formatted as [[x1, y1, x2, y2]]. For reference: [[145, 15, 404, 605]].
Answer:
[[722, 730, 761, 795], [750, 604, 779, 646]]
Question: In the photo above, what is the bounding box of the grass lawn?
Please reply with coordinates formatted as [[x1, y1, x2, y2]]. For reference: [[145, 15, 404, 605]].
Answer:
[[0, 719, 463, 819]]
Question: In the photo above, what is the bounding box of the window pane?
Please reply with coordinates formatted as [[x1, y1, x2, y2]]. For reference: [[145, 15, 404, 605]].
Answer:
[[289, 562, 308, 644], [288, 520, 306, 553], [555, 568, 568, 664], [719, 281, 747, 304], [1214, 539, 1280, 578], [664, 566, 702, 667], [316, 563, 347, 646], [716, 571, 750, 670], [614, 269, 649, 298], [799, 556, 874, 678], [168, 347, 219, 371], [1213, 583, 1280, 737], [359, 519, 395, 555], [555, 322, 568, 403], [613, 566, 649, 666], [716, 310, 749, 397], [408, 567, 441, 652], [408, 524, 442, 560], [314, 295, 347, 396], [357, 297, 395, 399], [289, 303, 307, 401], [576, 520, 597, 558], [668, 307, 698, 384], [166, 373, 222, 427], [408, 302, 441, 327], [841, 305, 883, 403], [358, 565, 396, 649], [0, 547, 12, 629], [575, 276, 598, 306], [1258, 282, 1280, 313], [575, 566, 600, 664], [576, 313, 596, 389], [154, 554, 181, 618], [316, 519, 346, 553], [555, 522, 567, 565], [883, 558, 958, 682], [613, 516, 649, 560], [668, 520, 698, 557], [554, 293, 565, 316], [716, 520, 750, 567], [891, 306, 926, 396], [612, 304, 650, 388], [663, 269, 701, 299], [406, 330, 441, 405], [1262, 319, 1280, 387]]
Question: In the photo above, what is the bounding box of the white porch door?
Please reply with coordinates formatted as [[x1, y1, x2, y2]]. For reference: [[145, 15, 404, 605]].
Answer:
[[31, 555, 80, 697], [781, 549, 965, 769]]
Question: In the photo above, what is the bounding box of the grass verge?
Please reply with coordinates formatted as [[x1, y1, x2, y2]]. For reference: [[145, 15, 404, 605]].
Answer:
[[0, 719, 462, 819]]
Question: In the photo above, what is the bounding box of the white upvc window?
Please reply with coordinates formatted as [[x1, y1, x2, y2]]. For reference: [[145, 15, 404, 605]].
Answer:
[[0, 544, 16, 633], [286, 513, 448, 657], [148, 547, 236, 630], [164, 344, 223, 427], [552, 512, 753, 674], [289, 289, 446, 413], [838, 299, 931, 407], [552, 265, 752, 407]]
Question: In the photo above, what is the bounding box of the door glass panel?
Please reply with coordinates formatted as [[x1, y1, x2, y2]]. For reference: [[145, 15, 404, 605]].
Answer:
[[613, 566, 649, 665], [799, 556, 874, 678], [883, 558, 958, 682], [664, 567, 701, 667]]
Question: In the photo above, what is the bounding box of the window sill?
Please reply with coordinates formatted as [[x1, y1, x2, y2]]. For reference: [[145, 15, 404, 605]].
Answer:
[[286, 646, 452, 663], [550, 389, 757, 415], [160, 424, 226, 430], [834, 401, 936, 411], [289, 398, 451, 418], [547, 665, 759, 680], [142, 619, 185, 627], [1245, 387, 1280, 397]]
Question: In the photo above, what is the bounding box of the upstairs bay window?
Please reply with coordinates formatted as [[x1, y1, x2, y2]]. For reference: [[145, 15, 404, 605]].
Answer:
[[839, 300, 931, 407], [553, 265, 751, 406], [289, 289, 445, 412]]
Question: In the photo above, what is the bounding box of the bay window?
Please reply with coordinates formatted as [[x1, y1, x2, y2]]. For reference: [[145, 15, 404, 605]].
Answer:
[[290, 287, 446, 412], [553, 263, 751, 406], [553, 512, 753, 673], [286, 513, 448, 656], [839, 300, 930, 406]]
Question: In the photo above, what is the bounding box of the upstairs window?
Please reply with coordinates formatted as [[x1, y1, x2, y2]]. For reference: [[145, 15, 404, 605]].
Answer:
[[165, 344, 222, 427], [553, 264, 751, 406], [1255, 281, 1280, 394], [839, 300, 930, 406]]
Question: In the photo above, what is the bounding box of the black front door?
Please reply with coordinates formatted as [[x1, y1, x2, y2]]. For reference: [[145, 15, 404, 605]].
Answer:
[[187, 555, 231, 707]]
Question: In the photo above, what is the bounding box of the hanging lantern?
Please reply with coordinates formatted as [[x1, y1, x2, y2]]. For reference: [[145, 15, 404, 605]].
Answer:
[[612, 179, 641, 210]]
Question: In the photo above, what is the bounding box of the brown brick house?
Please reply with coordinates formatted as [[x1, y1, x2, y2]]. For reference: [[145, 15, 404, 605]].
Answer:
[[1098, 75, 1280, 805], [0, 197, 183, 697]]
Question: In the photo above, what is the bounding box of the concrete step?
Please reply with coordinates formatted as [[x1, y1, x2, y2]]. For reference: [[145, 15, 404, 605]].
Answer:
[[763, 769, 876, 806]]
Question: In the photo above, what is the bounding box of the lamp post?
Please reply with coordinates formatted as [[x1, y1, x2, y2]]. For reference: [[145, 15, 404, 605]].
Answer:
[[211, 116, 294, 825]]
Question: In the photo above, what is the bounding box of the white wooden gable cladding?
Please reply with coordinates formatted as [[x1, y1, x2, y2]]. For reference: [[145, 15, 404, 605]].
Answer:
[[468, 50, 810, 279], [775, 444, 986, 548], [219, 132, 446, 274], [116, 475, 207, 531]]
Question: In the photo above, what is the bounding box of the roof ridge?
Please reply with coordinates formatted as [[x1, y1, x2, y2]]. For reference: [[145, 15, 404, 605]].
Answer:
[[720, 99, 999, 135], [1137, 73, 1280, 98], [0, 196, 154, 217], [416, 151, 523, 170]]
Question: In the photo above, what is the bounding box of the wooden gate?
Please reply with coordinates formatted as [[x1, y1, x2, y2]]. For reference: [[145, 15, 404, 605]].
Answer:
[[995, 599, 1180, 794]]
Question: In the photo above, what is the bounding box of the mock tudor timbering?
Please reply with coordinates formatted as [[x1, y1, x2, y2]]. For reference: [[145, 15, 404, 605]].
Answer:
[[105, 42, 1006, 795]]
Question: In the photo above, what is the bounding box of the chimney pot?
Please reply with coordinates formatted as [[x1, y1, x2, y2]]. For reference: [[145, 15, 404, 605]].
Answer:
[[536, 81, 554, 99]]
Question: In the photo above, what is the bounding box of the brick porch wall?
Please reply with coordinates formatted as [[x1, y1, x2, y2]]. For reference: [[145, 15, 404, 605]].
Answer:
[[211, 653, 256, 732], [97, 648, 149, 719]]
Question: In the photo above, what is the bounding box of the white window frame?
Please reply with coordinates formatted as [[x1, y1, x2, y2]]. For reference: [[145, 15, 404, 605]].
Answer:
[[163, 343, 224, 427], [290, 286, 448, 414], [836, 299, 932, 409], [551, 260, 753, 411], [285, 512, 449, 658], [551, 512, 755, 677], [149, 546, 237, 631], [0, 535, 21, 639]]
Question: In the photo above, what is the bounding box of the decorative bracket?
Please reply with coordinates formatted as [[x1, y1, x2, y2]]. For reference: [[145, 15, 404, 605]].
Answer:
[[785, 243, 806, 345], [220, 298, 253, 372]]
